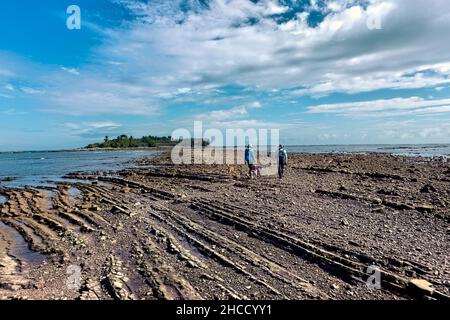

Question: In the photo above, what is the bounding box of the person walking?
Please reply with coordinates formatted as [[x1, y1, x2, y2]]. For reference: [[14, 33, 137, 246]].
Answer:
[[278, 145, 287, 179], [245, 144, 257, 178], [245, 145, 250, 166]]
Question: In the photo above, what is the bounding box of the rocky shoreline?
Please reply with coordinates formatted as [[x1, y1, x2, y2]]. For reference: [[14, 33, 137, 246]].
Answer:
[[0, 151, 449, 300]]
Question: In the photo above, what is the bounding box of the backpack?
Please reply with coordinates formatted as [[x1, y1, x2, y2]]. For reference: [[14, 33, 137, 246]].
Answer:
[[279, 149, 287, 162]]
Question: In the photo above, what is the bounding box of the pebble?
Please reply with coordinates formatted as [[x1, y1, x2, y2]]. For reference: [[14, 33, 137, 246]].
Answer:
[[331, 284, 340, 290]]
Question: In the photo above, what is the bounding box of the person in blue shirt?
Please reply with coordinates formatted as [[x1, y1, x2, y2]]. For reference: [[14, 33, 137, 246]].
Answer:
[[245, 144, 256, 177], [245, 144, 250, 166], [278, 145, 288, 179]]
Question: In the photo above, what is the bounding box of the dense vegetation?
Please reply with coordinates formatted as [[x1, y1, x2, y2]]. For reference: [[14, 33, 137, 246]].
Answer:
[[85, 135, 209, 149], [86, 135, 177, 149]]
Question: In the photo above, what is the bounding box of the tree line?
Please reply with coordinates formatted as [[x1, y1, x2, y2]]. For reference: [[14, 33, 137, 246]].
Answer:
[[85, 135, 209, 149]]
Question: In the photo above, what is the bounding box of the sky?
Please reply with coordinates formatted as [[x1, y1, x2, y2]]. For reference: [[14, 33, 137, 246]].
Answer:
[[1, 0, 450, 151]]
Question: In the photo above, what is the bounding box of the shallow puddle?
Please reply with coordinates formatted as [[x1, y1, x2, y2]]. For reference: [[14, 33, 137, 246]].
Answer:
[[0, 221, 46, 271], [0, 194, 7, 205], [68, 187, 81, 199], [44, 190, 56, 210], [67, 187, 81, 201], [12, 219, 46, 247]]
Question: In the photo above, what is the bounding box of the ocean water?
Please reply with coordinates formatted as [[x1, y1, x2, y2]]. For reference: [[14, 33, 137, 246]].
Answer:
[[0, 150, 158, 188], [285, 144, 450, 157]]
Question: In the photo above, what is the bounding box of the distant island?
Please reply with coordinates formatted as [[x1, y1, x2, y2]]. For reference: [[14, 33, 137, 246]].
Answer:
[[85, 135, 209, 149]]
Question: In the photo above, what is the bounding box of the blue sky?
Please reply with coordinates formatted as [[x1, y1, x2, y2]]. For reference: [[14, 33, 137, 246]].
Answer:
[[1, 0, 450, 151]]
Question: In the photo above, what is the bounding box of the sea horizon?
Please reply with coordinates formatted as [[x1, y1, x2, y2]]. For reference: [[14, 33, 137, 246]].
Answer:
[[1, 142, 449, 154]]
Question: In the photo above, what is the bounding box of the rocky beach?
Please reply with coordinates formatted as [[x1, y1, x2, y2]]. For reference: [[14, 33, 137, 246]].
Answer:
[[0, 150, 449, 300]]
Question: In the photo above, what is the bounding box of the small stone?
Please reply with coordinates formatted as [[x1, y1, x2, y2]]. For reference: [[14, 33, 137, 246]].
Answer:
[[408, 279, 434, 296], [348, 240, 359, 247], [113, 281, 123, 289], [370, 197, 383, 205], [416, 204, 434, 213], [200, 273, 214, 281]]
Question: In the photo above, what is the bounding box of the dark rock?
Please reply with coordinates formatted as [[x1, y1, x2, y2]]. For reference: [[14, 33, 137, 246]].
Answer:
[[420, 184, 437, 193], [0, 177, 17, 182]]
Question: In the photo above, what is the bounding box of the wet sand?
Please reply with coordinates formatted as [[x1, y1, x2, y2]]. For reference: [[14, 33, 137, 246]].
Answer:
[[0, 151, 449, 300]]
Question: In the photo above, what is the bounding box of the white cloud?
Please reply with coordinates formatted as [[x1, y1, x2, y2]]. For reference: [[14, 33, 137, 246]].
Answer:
[[21, 87, 44, 95], [208, 119, 280, 129], [63, 121, 122, 138], [49, 92, 157, 115], [307, 97, 450, 117], [61, 67, 80, 75], [0, 68, 14, 78], [264, 1, 288, 15], [195, 101, 262, 121], [375, 120, 450, 141], [309, 97, 450, 112], [0, 108, 27, 115], [106, 0, 450, 96], [3, 0, 450, 122], [4, 84, 14, 91], [418, 126, 450, 139]]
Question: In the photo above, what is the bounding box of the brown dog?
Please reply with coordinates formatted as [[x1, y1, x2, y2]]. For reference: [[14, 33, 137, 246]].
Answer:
[[227, 165, 236, 174], [249, 163, 272, 179]]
